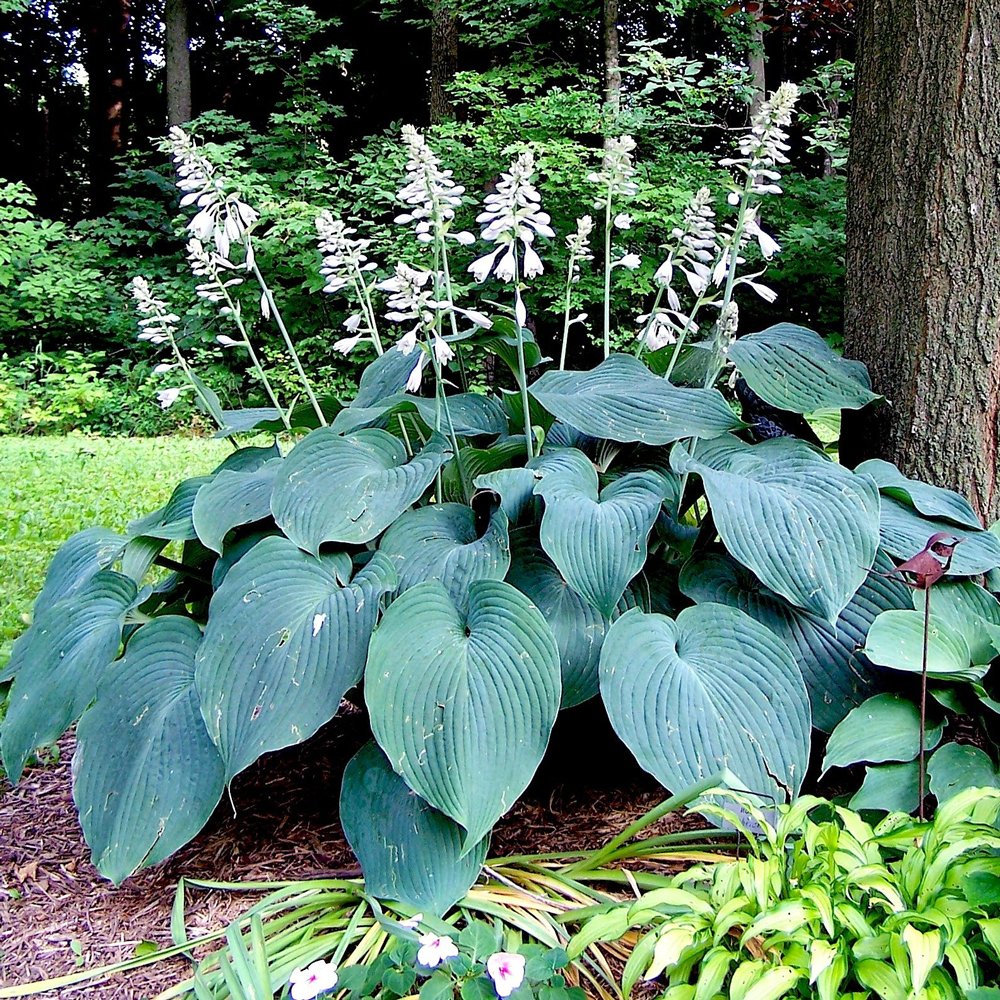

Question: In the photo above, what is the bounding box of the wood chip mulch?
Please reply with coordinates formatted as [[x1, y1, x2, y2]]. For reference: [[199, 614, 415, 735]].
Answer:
[[0, 704, 701, 999]]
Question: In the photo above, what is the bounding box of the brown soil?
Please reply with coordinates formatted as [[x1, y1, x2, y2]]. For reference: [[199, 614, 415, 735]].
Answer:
[[0, 704, 702, 999]]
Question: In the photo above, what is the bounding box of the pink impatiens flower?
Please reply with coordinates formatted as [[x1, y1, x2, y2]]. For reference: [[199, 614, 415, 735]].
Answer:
[[289, 959, 338, 1000], [417, 933, 459, 968], [486, 952, 526, 998]]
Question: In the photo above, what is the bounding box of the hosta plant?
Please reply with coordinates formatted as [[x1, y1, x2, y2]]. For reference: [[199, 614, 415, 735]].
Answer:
[[5, 86, 1000, 910], [572, 787, 1000, 1000]]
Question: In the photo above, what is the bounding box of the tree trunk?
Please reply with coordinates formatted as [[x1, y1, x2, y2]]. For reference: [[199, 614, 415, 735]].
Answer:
[[603, 0, 621, 122], [84, 0, 132, 214], [842, 1, 1000, 522], [165, 0, 193, 126], [429, 0, 457, 124]]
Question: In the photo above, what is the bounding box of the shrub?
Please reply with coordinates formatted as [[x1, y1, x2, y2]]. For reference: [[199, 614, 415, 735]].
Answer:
[[5, 89, 1000, 915]]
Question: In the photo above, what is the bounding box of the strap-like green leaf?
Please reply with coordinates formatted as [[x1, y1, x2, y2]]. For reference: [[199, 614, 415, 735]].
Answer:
[[534, 449, 662, 616], [672, 436, 880, 622], [366, 580, 561, 849], [600, 605, 811, 802], [196, 536, 396, 781], [340, 742, 487, 914], [1, 570, 137, 782], [378, 501, 510, 607], [73, 616, 226, 884], [680, 550, 912, 731], [530, 354, 741, 445], [271, 428, 449, 553], [729, 323, 879, 412]]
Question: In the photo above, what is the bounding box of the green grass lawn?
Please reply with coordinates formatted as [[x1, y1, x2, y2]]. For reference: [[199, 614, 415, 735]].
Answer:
[[0, 435, 235, 666]]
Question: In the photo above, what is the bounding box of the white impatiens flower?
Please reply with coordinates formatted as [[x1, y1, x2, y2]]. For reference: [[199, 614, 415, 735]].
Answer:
[[288, 959, 339, 1000], [486, 952, 526, 998], [416, 934, 459, 969], [396, 125, 473, 245], [156, 386, 184, 410], [167, 126, 259, 261], [468, 150, 554, 284]]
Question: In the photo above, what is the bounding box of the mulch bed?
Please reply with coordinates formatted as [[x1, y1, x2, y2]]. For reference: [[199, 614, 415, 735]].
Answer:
[[0, 704, 701, 999]]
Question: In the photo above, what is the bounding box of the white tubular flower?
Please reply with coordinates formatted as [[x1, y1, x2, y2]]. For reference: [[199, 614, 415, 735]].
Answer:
[[588, 135, 639, 203], [469, 150, 554, 283], [721, 83, 799, 197], [613, 253, 642, 270], [186, 237, 244, 305], [405, 353, 427, 393], [397, 125, 470, 244], [743, 216, 781, 259], [156, 386, 184, 410], [614, 213, 633, 229], [315, 210, 377, 294], [378, 262, 438, 339], [637, 310, 679, 352], [167, 127, 259, 262], [130, 276, 180, 346], [432, 334, 455, 365], [566, 215, 595, 281]]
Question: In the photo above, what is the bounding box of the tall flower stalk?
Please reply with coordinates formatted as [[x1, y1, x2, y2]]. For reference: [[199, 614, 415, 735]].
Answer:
[[559, 215, 594, 369], [166, 126, 327, 427], [469, 150, 554, 462], [588, 136, 639, 358]]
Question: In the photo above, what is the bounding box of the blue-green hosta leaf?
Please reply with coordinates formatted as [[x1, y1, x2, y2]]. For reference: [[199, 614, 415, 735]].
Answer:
[[73, 616, 225, 884], [192, 459, 281, 554], [31, 527, 126, 620], [671, 436, 880, 622], [127, 476, 210, 542], [600, 605, 811, 802], [212, 443, 282, 475], [196, 537, 396, 781], [864, 609, 981, 680], [877, 495, 1000, 577], [928, 742, 1000, 804], [366, 580, 561, 848], [534, 449, 662, 617], [728, 323, 879, 412], [849, 762, 920, 814], [822, 693, 945, 773], [377, 501, 510, 607], [340, 742, 487, 914], [1, 571, 137, 782], [271, 428, 450, 554], [913, 581, 1000, 665], [529, 354, 741, 445], [857, 459, 981, 528], [506, 532, 642, 708], [354, 345, 425, 408], [474, 467, 539, 524], [680, 550, 912, 731], [442, 437, 528, 503], [334, 392, 508, 438]]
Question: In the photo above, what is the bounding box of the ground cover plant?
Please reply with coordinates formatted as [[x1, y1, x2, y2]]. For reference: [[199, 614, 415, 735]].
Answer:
[[5, 88, 1000, 952]]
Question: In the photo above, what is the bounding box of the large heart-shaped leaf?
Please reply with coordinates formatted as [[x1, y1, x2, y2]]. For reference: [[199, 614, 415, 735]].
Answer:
[[271, 428, 449, 554], [73, 616, 226, 884], [877, 495, 1000, 577], [196, 537, 396, 781], [928, 743, 1000, 804], [728, 323, 880, 412], [856, 459, 981, 529], [334, 392, 508, 438], [529, 354, 741, 445], [127, 476, 210, 542], [913, 581, 1000, 665], [1, 571, 137, 782], [366, 580, 561, 848], [192, 459, 281, 554], [506, 533, 641, 708], [30, 527, 126, 622], [671, 436, 880, 621], [377, 501, 510, 607], [600, 604, 810, 802], [849, 762, 920, 814], [821, 693, 945, 773], [679, 550, 912, 731], [442, 437, 528, 503], [534, 449, 663, 616], [864, 609, 980, 680], [340, 742, 487, 914]]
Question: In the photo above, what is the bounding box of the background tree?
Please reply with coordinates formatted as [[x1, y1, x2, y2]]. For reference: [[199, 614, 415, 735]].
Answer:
[[165, 0, 192, 125], [842, 0, 1000, 522]]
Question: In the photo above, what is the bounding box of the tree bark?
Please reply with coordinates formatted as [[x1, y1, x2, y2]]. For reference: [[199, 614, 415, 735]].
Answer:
[[429, 0, 457, 124], [748, 2, 766, 117], [165, 0, 193, 126], [603, 0, 621, 122], [842, 1, 1000, 522]]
